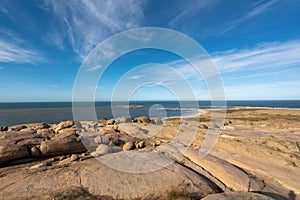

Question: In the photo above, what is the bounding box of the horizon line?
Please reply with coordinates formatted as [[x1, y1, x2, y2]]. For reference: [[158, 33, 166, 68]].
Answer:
[[1, 99, 300, 103]]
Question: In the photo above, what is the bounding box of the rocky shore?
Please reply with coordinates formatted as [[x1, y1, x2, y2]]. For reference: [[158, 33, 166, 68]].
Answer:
[[0, 108, 299, 199]]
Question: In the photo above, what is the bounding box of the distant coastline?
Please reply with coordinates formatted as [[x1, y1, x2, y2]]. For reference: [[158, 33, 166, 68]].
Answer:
[[0, 100, 300, 126]]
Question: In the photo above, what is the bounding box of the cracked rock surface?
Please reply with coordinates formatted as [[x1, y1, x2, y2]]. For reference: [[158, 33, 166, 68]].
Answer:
[[0, 108, 299, 199]]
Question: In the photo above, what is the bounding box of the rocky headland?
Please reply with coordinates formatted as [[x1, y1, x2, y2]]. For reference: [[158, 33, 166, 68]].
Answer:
[[0, 108, 299, 199]]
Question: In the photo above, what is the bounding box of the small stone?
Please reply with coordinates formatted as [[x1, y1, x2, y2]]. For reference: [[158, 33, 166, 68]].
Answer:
[[150, 117, 163, 125], [113, 124, 118, 130], [53, 120, 75, 133], [45, 162, 52, 166], [37, 128, 54, 136], [106, 133, 121, 146], [30, 163, 44, 169], [94, 135, 110, 144], [75, 121, 82, 129], [51, 157, 59, 162], [59, 155, 67, 161], [117, 116, 132, 123], [98, 118, 108, 125], [136, 141, 145, 149], [96, 144, 110, 155], [90, 152, 100, 157], [70, 154, 80, 162], [33, 123, 50, 130], [0, 126, 8, 131], [10, 125, 27, 131], [58, 157, 72, 165], [30, 146, 40, 157], [20, 128, 36, 133], [107, 119, 115, 125], [199, 124, 208, 129], [123, 142, 134, 151], [80, 155, 92, 161], [81, 152, 89, 157], [154, 140, 161, 146]]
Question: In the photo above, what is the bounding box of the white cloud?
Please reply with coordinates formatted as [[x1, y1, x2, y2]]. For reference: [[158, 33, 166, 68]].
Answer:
[[127, 75, 145, 80], [154, 40, 300, 99], [165, 40, 300, 77], [212, 40, 300, 73], [0, 38, 45, 64], [224, 0, 280, 32], [43, 0, 145, 59], [86, 65, 102, 72], [168, 0, 220, 27]]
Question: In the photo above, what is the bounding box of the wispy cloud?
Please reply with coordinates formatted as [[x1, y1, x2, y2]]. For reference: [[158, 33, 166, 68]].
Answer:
[[160, 39, 300, 99], [224, 0, 280, 33], [43, 0, 145, 59], [168, 0, 220, 28], [0, 38, 45, 64], [86, 65, 102, 72], [165, 40, 300, 78], [212, 40, 300, 73], [0, 66, 3, 69], [127, 75, 145, 80]]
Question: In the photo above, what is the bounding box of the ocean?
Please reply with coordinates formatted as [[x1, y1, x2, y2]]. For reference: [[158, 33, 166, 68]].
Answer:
[[0, 100, 299, 126]]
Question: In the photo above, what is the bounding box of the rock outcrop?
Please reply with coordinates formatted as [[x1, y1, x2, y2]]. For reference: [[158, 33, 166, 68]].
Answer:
[[0, 110, 299, 199], [202, 192, 274, 200]]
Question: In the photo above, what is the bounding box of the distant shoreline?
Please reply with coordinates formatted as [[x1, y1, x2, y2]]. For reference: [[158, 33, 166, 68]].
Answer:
[[1, 106, 300, 127], [1, 100, 300, 126]]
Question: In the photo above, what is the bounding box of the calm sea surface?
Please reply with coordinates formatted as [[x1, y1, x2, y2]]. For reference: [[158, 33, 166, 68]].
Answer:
[[0, 100, 299, 126]]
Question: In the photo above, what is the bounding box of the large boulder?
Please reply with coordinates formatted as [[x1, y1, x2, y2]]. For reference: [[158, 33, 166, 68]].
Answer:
[[8, 125, 27, 131], [0, 144, 30, 163], [39, 135, 86, 156], [116, 116, 132, 123], [52, 120, 75, 133], [28, 123, 50, 130], [92, 144, 120, 156], [135, 116, 151, 123], [0, 131, 46, 163]]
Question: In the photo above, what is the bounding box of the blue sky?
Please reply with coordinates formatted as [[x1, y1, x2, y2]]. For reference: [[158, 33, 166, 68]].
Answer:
[[0, 0, 299, 102]]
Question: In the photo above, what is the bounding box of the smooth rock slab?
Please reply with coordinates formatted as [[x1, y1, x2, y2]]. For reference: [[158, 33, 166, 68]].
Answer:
[[117, 123, 148, 138], [202, 192, 274, 200], [0, 153, 219, 199], [184, 149, 264, 192]]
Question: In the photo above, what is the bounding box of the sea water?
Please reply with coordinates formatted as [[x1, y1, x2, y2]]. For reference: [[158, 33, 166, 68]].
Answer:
[[0, 100, 299, 126]]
